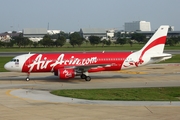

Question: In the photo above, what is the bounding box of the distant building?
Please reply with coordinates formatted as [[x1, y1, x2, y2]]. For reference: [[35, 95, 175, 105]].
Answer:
[[0, 34, 11, 42], [125, 21, 151, 32], [23, 28, 47, 38], [169, 26, 174, 31], [80, 28, 115, 40], [106, 29, 115, 38], [47, 30, 61, 35], [135, 30, 180, 39], [0, 32, 20, 42], [23, 28, 47, 42]]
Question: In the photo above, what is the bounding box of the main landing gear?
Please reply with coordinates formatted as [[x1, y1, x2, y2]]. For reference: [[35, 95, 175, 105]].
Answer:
[[80, 74, 91, 81]]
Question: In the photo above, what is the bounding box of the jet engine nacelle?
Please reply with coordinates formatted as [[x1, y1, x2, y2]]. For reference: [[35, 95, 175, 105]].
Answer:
[[58, 68, 75, 79]]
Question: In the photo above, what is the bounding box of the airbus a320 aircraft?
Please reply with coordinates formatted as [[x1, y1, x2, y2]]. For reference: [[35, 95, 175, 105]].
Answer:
[[4, 25, 172, 81]]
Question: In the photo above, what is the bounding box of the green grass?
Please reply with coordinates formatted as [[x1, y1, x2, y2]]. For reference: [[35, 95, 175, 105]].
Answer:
[[0, 57, 13, 72], [160, 54, 180, 63], [51, 87, 180, 101], [0, 43, 180, 52]]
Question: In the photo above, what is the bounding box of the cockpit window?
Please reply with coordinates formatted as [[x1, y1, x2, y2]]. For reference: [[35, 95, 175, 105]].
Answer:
[[10, 59, 15, 62], [10, 59, 19, 62]]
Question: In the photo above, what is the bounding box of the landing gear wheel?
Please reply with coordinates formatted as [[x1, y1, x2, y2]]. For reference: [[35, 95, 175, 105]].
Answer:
[[85, 76, 91, 81], [81, 74, 86, 79], [26, 72, 30, 81], [26, 77, 30, 81]]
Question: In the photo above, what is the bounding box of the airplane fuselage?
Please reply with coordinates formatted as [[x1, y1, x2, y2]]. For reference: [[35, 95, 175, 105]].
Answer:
[[6, 52, 138, 73]]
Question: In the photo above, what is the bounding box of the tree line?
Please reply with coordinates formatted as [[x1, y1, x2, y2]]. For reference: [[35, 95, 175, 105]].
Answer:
[[0, 32, 180, 48]]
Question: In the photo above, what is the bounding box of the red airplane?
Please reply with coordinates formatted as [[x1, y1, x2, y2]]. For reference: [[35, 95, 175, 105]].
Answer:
[[4, 25, 172, 81]]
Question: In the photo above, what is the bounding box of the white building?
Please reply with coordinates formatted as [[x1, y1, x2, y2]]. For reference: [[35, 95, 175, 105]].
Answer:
[[106, 29, 115, 38], [47, 30, 61, 35], [0, 35, 11, 42], [80, 28, 115, 40], [125, 21, 151, 32]]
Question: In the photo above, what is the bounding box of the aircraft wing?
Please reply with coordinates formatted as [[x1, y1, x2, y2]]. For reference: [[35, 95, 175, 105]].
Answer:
[[64, 63, 113, 71]]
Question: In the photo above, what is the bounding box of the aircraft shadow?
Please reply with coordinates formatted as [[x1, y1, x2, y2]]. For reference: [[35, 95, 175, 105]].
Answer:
[[0, 74, 131, 83]]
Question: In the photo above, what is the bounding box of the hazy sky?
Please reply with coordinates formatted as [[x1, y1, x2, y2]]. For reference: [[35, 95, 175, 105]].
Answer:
[[0, 0, 180, 32]]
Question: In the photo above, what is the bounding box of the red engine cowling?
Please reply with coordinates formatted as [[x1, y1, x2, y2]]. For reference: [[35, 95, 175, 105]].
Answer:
[[58, 68, 75, 79]]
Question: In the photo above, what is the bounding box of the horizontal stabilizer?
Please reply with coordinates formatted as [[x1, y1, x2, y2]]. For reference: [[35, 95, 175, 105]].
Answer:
[[150, 53, 172, 60]]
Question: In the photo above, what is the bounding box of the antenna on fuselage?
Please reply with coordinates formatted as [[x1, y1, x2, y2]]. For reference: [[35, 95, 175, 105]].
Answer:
[[28, 52, 31, 54]]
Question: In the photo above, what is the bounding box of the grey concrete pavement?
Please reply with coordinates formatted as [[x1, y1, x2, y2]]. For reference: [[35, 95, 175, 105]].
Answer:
[[1, 89, 180, 120], [10, 89, 180, 106], [0, 63, 180, 120]]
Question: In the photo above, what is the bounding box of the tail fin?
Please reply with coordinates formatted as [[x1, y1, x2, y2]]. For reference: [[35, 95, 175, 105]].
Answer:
[[139, 25, 169, 55], [122, 26, 170, 69]]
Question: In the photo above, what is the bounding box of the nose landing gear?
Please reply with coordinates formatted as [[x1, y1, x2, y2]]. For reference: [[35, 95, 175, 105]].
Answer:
[[26, 72, 30, 81]]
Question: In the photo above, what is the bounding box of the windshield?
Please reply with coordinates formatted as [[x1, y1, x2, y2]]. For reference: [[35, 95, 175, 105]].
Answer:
[[10, 59, 19, 62]]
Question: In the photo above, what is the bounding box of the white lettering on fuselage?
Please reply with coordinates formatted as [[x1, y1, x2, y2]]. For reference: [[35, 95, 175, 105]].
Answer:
[[28, 54, 52, 72], [28, 54, 97, 72]]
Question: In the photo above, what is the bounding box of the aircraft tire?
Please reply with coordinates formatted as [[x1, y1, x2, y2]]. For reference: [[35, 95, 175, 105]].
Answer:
[[85, 76, 91, 81], [26, 77, 30, 81], [81, 74, 86, 79]]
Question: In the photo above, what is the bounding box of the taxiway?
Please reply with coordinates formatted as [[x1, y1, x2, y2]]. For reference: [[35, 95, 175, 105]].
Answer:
[[0, 63, 180, 120]]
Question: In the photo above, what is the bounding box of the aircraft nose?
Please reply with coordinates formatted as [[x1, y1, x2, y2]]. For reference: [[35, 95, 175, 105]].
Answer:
[[4, 62, 11, 71]]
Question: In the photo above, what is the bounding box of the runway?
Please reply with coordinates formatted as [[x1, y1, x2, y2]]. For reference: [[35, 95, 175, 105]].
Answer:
[[0, 63, 180, 120]]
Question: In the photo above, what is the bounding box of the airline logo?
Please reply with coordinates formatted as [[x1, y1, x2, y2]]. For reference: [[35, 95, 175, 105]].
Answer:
[[123, 58, 144, 67], [63, 69, 73, 78], [26, 54, 98, 72]]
